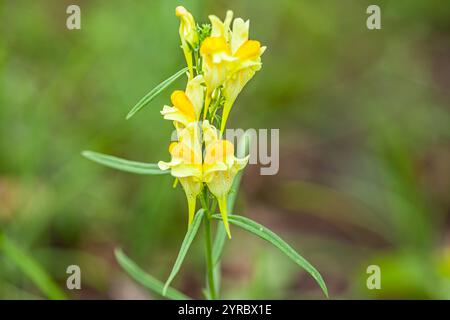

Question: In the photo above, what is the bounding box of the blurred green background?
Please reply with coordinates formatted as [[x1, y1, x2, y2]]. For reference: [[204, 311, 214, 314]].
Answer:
[[1, 0, 449, 299]]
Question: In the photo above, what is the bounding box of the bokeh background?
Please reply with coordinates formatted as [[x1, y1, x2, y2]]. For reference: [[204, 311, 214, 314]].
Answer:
[[1, 0, 449, 299]]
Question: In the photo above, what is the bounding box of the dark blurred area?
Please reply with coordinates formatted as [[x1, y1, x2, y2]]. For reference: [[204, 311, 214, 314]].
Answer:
[[1, 0, 449, 299]]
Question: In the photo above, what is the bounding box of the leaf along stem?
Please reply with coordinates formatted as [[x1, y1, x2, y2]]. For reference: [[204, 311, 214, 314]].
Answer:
[[115, 248, 190, 300], [126, 67, 189, 120], [211, 214, 329, 298], [162, 209, 205, 296]]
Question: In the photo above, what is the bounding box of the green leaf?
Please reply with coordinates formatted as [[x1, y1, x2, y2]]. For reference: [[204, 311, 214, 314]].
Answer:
[[126, 67, 189, 119], [211, 214, 329, 298], [163, 209, 205, 296], [0, 232, 67, 300], [202, 288, 211, 300], [212, 225, 227, 265], [114, 248, 190, 300], [82, 151, 168, 175], [212, 132, 251, 265]]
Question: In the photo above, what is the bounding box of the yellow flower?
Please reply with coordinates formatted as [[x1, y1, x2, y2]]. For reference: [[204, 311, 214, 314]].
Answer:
[[202, 121, 249, 238], [200, 36, 233, 96], [199, 11, 265, 126], [199, 11, 234, 117], [158, 120, 247, 235], [161, 75, 204, 129], [175, 6, 199, 79], [221, 38, 266, 133], [158, 123, 203, 225]]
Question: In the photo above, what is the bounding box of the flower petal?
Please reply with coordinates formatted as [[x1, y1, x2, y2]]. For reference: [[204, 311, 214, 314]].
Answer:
[[176, 6, 198, 79], [185, 75, 204, 119], [202, 120, 220, 144], [235, 40, 261, 61], [231, 18, 249, 54], [171, 90, 196, 121], [161, 105, 192, 126]]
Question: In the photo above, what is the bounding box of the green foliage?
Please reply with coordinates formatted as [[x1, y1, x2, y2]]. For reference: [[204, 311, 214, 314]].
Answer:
[[196, 23, 212, 48], [0, 232, 67, 300], [126, 67, 189, 120], [2, 0, 448, 300], [212, 214, 328, 298], [163, 209, 205, 296], [82, 151, 168, 175], [115, 248, 190, 300]]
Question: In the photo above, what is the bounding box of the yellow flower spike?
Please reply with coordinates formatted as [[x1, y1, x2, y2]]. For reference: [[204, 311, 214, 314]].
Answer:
[[161, 75, 205, 128], [161, 9, 264, 227], [175, 6, 198, 79]]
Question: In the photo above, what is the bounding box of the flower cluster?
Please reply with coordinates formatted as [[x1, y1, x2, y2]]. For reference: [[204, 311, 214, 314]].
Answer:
[[158, 6, 265, 238]]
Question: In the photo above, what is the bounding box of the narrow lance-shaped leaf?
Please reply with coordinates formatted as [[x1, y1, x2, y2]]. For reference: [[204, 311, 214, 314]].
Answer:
[[0, 232, 67, 300], [212, 214, 329, 298], [212, 225, 227, 266], [163, 209, 205, 296], [82, 151, 168, 175], [126, 67, 189, 119], [114, 248, 190, 300]]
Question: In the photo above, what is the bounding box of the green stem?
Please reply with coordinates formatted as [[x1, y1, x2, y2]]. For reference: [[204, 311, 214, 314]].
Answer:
[[200, 189, 217, 299], [194, 50, 200, 76], [210, 89, 222, 125], [204, 214, 216, 300]]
